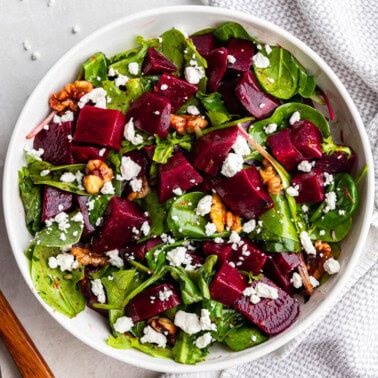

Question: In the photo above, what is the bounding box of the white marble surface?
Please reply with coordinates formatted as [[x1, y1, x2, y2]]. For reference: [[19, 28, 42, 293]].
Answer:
[[0, 1, 202, 377]]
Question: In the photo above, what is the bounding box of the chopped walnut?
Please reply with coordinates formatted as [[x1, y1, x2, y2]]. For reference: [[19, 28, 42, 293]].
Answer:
[[148, 317, 177, 345], [71, 245, 108, 267], [170, 114, 208, 135], [307, 240, 333, 280], [210, 193, 241, 233], [127, 176, 151, 201], [83, 159, 113, 194], [49, 80, 94, 113], [259, 159, 283, 194]]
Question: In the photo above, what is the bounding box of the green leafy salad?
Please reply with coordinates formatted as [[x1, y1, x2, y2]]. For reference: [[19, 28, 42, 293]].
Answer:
[[18, 21, 365, 364]]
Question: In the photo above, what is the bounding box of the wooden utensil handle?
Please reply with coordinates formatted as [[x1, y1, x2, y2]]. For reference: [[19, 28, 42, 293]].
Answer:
[[0, 290, 54, 377]]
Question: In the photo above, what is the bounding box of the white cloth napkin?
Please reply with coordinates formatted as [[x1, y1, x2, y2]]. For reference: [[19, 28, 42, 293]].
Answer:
[[163, 0, 378, 376]]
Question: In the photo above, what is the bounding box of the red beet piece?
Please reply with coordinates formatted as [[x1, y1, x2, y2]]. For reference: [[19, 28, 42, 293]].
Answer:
[[218, 78, 247, 115], [142, 47, 177, 75], [291, 169, 325, 203], [234, 276, 300, 335], [126, 283, 181, 322], [190, 33, 216, 57], [290, 120, 323, 159], [235, 71, 280, 119], [267, 129, 304, 172], [92, 196, 149, 252], [315, 151, 356, 174], [210, 263, 247, 306], [226, 38, 254, 72], [126, 92, 171, 138], [74, 106, 125, 150], [33, 121, 74, 165], [158, 152, 203, 202], [75, 195, 96, 238], [71, 144, 109, 163], [119, 237, 162, 262], [202, 241, 233, 266], [230, 238, 267, 275], [215, 166, 274, 219], [191, 126, 239, 176], [206, 47, 228, 93], [156, 73, 197, 113], [264, 253, 301, 293], [41, 186, 73, 222]]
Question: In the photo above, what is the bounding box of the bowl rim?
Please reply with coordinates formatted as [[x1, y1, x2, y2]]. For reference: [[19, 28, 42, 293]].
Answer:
[[3, 4, 375, 373]]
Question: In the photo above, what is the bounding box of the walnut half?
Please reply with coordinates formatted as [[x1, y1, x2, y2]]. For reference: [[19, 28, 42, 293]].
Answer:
[[83, 159, 113, 194]]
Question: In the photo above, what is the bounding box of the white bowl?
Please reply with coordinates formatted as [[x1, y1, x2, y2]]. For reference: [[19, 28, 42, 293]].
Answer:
[[3, 5, 375, 373]]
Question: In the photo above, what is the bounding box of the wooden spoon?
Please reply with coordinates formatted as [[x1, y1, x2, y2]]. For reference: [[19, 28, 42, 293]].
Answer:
[[0, 290, 54, 377]]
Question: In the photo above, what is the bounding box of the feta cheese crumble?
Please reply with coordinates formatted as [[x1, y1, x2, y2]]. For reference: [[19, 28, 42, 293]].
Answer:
[[78, 87, 107, 109], [297, 160, 314, 172], [158, 286, 174, 302], [323, 172, 334, 186], [140, 221, 150, 236], [140, 326, 167, 348], [196, 195, 213, 216], [91, 279, 106, 303], [286, 184, 300, 197], [264, 123, 278, 134], [100, 181, 115, 195], [129, 178, 142, 192], [120, 156, 141, 180], [174, 310, 202, 335], [184, 66, 204, 85], [290, 272, 303, 288], [300, 231, 316, 255], [128, 62, 139, 75], [289, 111, 301, 125], [166, 247, 192, 268], [123, 117, 143, 145], [221, 153, 243, 177], [48, 253, 77, 272], [205, 222, 217, 236], [323, 192, 337, 213], [113, 316, 134, 333], [106, 249, 124, 268], [172, 187, 183, 196], [227, 55, 236, 64], [242, 219, 256, 233], [309, 276, 320, 288], [252, 52, 270, 68], [186, 105, 200, 115], [232, 135, 250, 156], [195, 333, 212, 349], [323, 258, 340, 275]]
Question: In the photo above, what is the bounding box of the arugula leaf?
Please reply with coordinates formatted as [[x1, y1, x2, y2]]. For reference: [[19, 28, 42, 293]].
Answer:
[[34, 210, 84, 247], [196, 91, 231, 126], [172, 331, 209, 364], [152, 133, 193, 164], [82, 52, 108, 87], [321, 136, 352, 157], [88, 194, 112, 227], [143, 191, 169, 237], [253, 46, 299, 100], [213, 22, 258, 44], [30, 245, 85, 318], [18, 167, 42, 234]]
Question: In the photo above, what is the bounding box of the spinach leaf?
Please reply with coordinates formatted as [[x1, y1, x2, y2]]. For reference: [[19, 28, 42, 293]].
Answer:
[[34, 210, 84, 247], [214, 308, 244, 342], [102, 78, 143, 113], [144, 191, 169, 237], [253, 46, 299, 100], [196, 91, 231, 126], [191, 255, 218, 299], [250, 103, 331, 147], [223, 324, 268, 351], [309, 218, 352, 242], [213, 22, 258, 44], [30, 245, 85, 318], [297, 65, 316, 98], [172, 331, 209, 364], [82, 52, 108, 87], [313, 173, 359, 229], [107, 333, 173, 359], [145, 240, 187, 271], [248, 194, 301, 252], [18, 167, 42, 234], [161, 28, 187, 74]]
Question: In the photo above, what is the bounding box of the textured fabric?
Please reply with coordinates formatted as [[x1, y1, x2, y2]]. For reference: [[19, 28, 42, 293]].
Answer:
[[163, 1, 378, 377]]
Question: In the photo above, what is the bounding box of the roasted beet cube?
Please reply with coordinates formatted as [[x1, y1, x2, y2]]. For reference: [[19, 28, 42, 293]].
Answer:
[[267, 129, 304, 172], [191, 127, 239, 176], [71, 144, 109, 163], [218, 78, 247, 115], [75, 195, 96, 238], [230, 238, 267, 275], [291, 169, 325, 203], [119, 237, 162, 262], [210, 263, 247, 306], [202, 241, 233, 266], [264, 253, 301, 293], [158, 152, 203, 202], [92, 196, 149, 252], [33, 121, 74, 165], [235, 71, 280, 119], [125, 283, 181, 322], [74, 106, 125, 150], [190, 33, 216, 57], [226, 38, 254, 72], [290, 120, 323, 159], [156, 73, 197, 113], [215, 166, 274, 219], [234, 276, 300, 335], [126, 92, 171, 138], [41, 186, 73, 222], [142, 47, 177, 75], [315, 150, 356, 174], [206, 47, 228, 93]]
